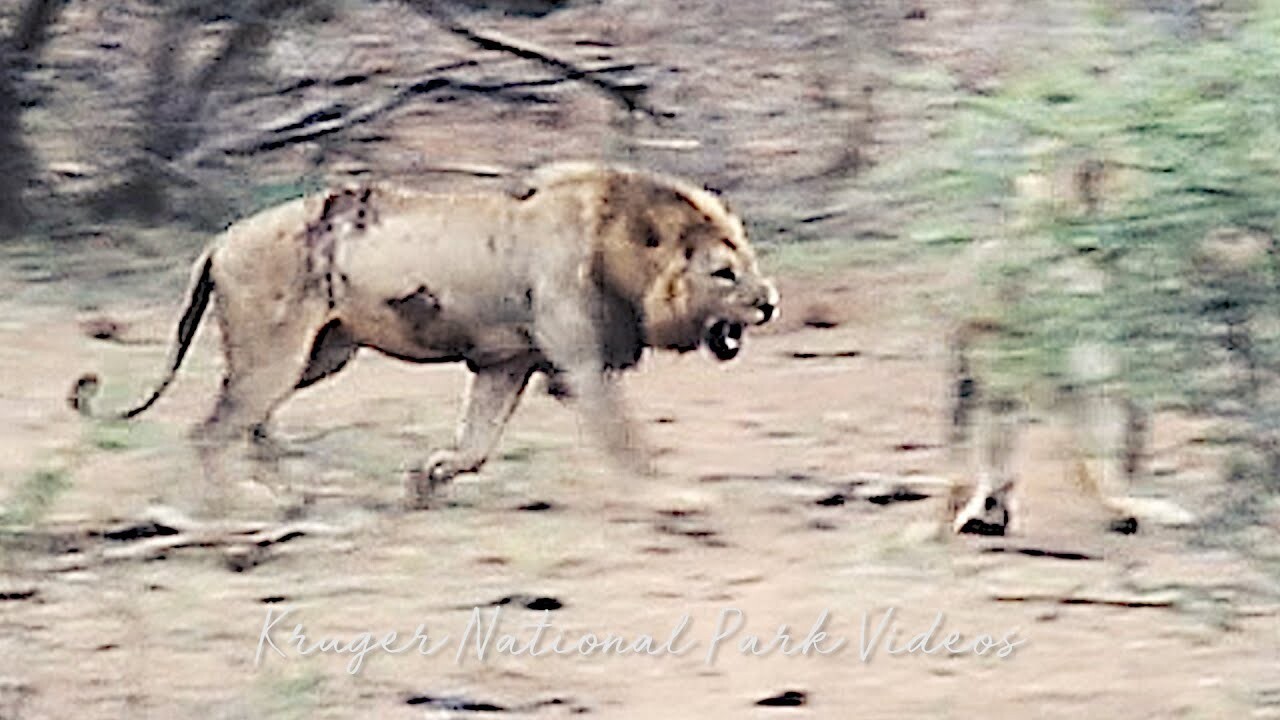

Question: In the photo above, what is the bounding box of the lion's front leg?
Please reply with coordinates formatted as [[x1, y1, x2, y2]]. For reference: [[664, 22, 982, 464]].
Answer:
[[532, 289, 653, 478], [404, 357, 537, 508], [951, 395, 1022, 536]]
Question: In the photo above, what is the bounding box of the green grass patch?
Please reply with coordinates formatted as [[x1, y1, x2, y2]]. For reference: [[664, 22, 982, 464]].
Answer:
[[252, 669, 326, 720], [84, 420, 172, 452], [0, 467, 72, 526], [907, 6, 1280, 421], [238, 175, 328, 218]]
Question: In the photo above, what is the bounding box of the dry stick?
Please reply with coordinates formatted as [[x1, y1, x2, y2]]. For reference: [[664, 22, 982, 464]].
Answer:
[[408, 0, 667, 120], [204, 1, 663, 158], [209, 63, 638, 158], [408, 161, 511, 178]]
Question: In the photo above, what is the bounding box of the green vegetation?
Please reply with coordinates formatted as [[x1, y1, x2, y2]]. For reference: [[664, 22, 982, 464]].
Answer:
[[244, 177, 329, 214], [85, 420, 172, 452], [907, 6, 1280, 425], [0, 467, 71, 526], [252, 669, 326, 720]]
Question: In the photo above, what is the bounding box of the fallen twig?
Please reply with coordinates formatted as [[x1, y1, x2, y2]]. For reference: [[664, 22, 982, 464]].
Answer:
[[991, 590, 1181, 608]]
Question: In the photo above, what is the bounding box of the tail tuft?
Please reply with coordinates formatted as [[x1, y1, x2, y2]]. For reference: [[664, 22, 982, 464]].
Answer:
[[68, 247, 215, 422], [69, 373, 101, 415]]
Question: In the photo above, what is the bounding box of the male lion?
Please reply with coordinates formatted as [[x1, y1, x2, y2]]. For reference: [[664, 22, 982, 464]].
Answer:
[[73, 162, 779, 507]]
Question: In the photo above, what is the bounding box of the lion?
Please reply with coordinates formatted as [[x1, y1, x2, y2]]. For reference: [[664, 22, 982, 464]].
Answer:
[[72, 162, 779, 507]]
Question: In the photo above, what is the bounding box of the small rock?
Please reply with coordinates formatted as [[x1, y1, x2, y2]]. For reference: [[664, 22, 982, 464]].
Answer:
[[1109, 517, 1139, 535], [0, 588, 38, 602], [101, 522, 180, 542], [489, 595, 563, 611], [405, 695, 507, 712], [756, 690, 807, 707], [867, 489, 930, 505], [49, 161, 96, 178], [80, 316, 125, 341]]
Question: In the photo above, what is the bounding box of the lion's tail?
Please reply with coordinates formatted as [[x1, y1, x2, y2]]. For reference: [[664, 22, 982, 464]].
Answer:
[[70, 248, 216, 420]]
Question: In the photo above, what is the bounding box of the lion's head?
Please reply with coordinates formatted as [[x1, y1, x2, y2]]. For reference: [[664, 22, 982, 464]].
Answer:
[[524, 163, 778, 361], [659, 202, 778, 360]]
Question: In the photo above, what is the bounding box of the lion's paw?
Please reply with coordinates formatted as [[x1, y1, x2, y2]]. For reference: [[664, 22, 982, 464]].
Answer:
[[952, 491, 1015, 536], [403, 450, 476, 510]]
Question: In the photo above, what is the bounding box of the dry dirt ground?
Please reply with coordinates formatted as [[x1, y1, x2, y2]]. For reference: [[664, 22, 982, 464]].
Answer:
[[1, 256, 1278, 719]]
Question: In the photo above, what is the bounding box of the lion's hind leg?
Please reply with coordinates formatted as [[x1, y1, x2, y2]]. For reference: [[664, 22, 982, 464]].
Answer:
[[199, 293, 331, 457]]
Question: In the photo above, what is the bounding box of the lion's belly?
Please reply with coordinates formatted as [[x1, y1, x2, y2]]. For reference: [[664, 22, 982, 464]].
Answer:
[[339, 287, 538, 366]]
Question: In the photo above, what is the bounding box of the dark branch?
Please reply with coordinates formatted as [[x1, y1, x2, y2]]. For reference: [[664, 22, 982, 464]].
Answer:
[[405, 0, 668, 120], [206, 62, 635, 158]]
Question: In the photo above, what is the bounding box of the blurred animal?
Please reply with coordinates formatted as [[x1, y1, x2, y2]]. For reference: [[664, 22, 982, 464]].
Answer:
[[945, 320, 1192, 536]]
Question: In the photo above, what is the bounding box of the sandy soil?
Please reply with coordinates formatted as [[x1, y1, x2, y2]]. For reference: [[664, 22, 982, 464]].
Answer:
[[1, 261, 1277, 720]]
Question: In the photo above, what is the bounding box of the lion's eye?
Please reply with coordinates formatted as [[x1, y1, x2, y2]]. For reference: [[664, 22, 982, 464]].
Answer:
[[711, 267, 737, 283]]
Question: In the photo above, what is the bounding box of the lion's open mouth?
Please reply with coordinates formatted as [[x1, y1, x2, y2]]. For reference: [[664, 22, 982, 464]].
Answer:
[[705, 319, 744, 361]]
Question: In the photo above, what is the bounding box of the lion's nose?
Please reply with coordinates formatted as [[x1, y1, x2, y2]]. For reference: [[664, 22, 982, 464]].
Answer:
[[758, 302, 776, 324], [754, 280, 779, 324]]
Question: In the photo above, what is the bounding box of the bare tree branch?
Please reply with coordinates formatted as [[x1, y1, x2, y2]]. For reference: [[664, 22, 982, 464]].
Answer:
[[196, 59, 637, 159], [405, 0, 668, 120]]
